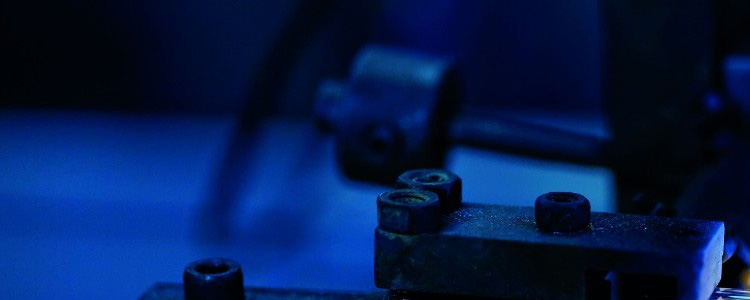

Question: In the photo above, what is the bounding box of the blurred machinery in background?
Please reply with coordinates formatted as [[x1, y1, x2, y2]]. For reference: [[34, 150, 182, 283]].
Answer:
[[310, 1, 750, 263], [145, 25, 750, 296], [187, 0, 750, 298], [3, 0, 750, 299], [314, 0, 750, 288]]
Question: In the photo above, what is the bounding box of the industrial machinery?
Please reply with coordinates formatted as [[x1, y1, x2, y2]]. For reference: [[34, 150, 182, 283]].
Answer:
[[140, 169, 749, 300], [6, 1, 750, 299], [312, 42, 750, 263], [139, 2, 750, 297]]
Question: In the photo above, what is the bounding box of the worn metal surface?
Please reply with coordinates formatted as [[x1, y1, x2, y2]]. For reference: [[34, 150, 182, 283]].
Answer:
[[139, 283, 385, 300], [377, 189, 441, 235], [395, 169, 462, 212], [534, 192, 591, 233], [375, 203, 724, 300]]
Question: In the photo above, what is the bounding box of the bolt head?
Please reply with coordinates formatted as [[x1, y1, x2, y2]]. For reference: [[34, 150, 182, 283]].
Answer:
[[535, 192, 591, 233], [395, 169, 462, 211], [183, 258, 244, 300], [377, 189, 441, 234]]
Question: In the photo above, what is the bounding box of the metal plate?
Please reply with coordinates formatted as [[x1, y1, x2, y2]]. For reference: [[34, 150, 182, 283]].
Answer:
[[375, 203, 724, 300]]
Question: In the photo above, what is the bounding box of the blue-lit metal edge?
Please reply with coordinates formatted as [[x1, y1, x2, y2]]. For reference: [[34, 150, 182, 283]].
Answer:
[[711, 288, 750, 300]]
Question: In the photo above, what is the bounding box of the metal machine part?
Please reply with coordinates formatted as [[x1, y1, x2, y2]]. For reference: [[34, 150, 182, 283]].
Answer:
[[317, 44, 750, 282], [375, 204, 724, 300], [316, 46, 610, 184], [448, 110, 609, 166], [394, 169, 462, 212], [316, 7, 750, 237], [374, 170, 725, 300], [315, 44, 746, 212], [316, 45, 459, 183], [183, 258, 245, 300], [710, 288, 750, 300], [376, 189, 441, 235], [534, 192, 591, 233], [141, 169, 736, 300]]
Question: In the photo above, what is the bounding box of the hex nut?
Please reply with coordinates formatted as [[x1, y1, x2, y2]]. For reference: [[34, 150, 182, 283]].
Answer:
[[395, 169, 462, 211], [184, 258, 245, 300], [535, 192, 591, 233], [377, 189, 441, 234]]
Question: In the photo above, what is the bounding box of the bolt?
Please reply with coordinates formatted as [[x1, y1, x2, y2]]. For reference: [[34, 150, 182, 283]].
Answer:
[[183, 258, 245, 300], [395, 169, 462, 212], [377, 189, 441, 234], [535, 192, 591, 233]]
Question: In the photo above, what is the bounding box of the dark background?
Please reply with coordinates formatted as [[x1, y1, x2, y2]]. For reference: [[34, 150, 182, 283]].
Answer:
[[1, 0, 601, 113]]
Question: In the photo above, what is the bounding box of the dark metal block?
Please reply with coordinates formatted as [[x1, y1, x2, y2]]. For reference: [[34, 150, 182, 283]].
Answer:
[[375, 203, 724, 300]]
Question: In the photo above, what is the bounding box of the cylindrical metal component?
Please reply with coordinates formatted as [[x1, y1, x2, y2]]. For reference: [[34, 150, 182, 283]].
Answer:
[[377, 189, 441, 234], [183, 258, 245, 300], [534, 192, 591, 233], [395, 169, 462, 212], [330, 45, 460, 183]]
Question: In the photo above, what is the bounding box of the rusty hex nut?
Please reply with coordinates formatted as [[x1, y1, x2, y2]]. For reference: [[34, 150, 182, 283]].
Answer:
[[395, 169, 462, 211], [535, 192, 591, 233], [377, 189, 441, 234]]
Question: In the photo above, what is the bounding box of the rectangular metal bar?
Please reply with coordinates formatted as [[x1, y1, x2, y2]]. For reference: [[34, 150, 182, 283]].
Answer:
[[375, 203, 724, 300]]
